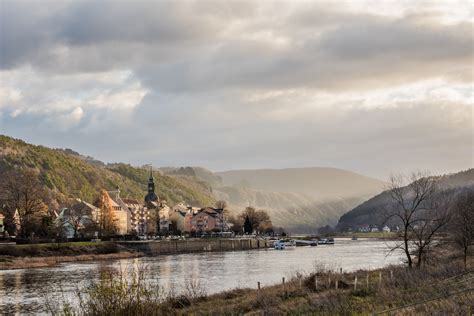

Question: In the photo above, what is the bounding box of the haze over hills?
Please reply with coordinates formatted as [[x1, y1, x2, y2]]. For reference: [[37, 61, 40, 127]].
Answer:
[[1, 134, 390, 233], [162, 166, 385, 233], [217, 168, 384, 199], [337, 168, 474, 231]]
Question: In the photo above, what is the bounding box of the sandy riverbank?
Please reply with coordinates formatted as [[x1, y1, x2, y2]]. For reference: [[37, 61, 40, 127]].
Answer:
[[0, 251, 143, 270]]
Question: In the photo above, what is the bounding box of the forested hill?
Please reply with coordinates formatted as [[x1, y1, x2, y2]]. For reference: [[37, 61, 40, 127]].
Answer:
[[162, 166, 385, 233], [336, 169, 474, 231], [0, 135, 215, 208]]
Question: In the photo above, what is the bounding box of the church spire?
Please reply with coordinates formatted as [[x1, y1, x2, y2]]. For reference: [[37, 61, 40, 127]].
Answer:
[[148, 167, 155, 193], [145, 165, 158, 203]]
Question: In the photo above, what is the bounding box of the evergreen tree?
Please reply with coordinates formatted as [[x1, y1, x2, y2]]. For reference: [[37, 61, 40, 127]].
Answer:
[[244, 215, 253, 234]]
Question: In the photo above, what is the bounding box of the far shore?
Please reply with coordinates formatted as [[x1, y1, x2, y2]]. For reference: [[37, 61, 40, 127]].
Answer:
[[334, 231, 399, 239], [0, 251, 143, 270], [0, 241, 144, 270], [0, 235, 397, 270]]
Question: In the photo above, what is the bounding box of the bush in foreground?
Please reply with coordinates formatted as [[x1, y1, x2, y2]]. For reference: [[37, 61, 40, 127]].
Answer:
[[58, 257, 473, 315]]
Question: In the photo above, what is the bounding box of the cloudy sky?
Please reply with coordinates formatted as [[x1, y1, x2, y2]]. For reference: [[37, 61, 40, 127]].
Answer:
[[0, 0, 472, 179]]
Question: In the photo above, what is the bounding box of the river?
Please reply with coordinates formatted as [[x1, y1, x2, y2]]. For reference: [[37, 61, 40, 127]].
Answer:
[[0, 238, 403, 314]]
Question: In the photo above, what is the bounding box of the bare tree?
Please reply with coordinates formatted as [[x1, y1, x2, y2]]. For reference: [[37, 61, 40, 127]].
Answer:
[[387, 172, 447, 268], [215, 200, 229, 232], [53, 215, 68, 249], [0, 169, 48, 238], [450, 191, 474, 270], [239, 207, 273, 234], [95, 190, 118, 237], [226, 214, 243, 234], [215, 200, 227, 210], [410, 191, 452, 267], [64, 205, 93, 239]]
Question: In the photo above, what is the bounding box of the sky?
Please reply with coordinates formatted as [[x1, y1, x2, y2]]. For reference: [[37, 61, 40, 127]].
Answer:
[[0, 0, 472, 179]]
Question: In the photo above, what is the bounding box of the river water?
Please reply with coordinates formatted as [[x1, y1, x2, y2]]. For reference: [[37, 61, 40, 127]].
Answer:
[[0, 238, 403, 314]]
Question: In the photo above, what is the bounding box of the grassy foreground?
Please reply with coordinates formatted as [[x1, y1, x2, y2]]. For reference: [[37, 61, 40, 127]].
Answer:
[[60, 255, 473, 315]]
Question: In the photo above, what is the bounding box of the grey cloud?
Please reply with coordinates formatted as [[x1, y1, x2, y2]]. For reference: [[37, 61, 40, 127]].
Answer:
[[2, 1, 471, 92], [134, 16, 472, 93], [57, 1, 223, 45], [0, 1, 472, 178]]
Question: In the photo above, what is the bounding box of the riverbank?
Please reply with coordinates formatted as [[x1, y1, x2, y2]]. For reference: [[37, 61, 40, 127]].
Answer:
[[336, 231, 399, 239], [0, 238, 272, 270], [118, 238, 273, 255], [0, 251, 142, 270], [71, 254, 473, 315], [0, 242, 142, 270]]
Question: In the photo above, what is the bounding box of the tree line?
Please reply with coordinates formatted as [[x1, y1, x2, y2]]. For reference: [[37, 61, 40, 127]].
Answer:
[[217, 200, 284, 235], [0, 169, 119, 241]]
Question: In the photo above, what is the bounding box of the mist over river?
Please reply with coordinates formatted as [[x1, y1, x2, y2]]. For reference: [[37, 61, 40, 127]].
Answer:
[[0, 238, 403, 314]]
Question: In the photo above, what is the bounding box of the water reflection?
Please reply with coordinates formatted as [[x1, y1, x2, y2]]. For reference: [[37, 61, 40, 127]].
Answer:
[[0, 239, 403, 314]]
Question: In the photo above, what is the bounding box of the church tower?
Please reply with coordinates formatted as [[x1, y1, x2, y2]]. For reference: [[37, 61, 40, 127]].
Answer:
[[144, 167, 159, 204]]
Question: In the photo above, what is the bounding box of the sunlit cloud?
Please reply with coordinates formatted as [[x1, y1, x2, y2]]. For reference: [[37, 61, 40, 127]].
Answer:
[[0, 0, 472, 178]]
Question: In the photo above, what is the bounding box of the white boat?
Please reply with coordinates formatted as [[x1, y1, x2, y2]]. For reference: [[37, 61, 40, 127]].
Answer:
[[318, 238, 335, 245], [274, 239, 296, 250]]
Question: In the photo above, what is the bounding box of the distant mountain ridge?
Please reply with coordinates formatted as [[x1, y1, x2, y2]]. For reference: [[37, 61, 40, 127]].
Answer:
[[217, 167, 384, 199], [336, 169, 474, 231], [1, 134, 390, 233], [163, 166, 385, 233]]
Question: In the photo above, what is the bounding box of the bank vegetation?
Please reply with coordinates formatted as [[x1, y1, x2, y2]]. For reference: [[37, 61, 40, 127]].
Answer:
[[55, 251, 473, 315]]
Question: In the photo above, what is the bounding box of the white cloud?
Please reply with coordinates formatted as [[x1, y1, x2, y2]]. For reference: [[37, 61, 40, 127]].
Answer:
[[56, 106, 84, 129], [0, 67, 147, 128], [0, 1, 472, 178]]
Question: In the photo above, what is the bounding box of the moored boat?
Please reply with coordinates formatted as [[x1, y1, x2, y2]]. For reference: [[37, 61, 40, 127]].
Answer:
[[318, 238, 335, 245], [274, 239, 296, 250]]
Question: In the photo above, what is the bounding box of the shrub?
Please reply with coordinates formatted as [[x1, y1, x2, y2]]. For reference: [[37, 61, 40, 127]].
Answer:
[[0, 245, 22, 257], [22, 245, 40, 256], [96, 242, 119, 254], [77, 267, 165, 315]]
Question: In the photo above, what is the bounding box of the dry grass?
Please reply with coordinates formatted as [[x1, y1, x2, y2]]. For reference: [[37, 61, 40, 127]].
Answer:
[[176, 256, 474, 315], [52, 254, 474, 315]]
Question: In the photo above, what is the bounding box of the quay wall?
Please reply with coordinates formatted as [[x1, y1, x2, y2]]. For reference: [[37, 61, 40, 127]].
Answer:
[[118, 239, 273, 255]]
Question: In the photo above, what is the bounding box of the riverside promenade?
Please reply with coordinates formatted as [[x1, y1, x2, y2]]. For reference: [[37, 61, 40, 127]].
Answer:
[[118, 238, 274, 255]]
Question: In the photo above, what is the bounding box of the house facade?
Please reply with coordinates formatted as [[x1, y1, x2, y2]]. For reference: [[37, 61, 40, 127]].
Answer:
[[170, 209, 187, 233], [121, 198, 148, 235], [106, 191, 131, 235], [170, 202, 201, 233], [158, 204, 171, 233], [186, 207, 225, 233]]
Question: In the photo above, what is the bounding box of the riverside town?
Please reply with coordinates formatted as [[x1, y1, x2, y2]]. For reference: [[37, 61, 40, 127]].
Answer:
[[0, 1, 472, 314]]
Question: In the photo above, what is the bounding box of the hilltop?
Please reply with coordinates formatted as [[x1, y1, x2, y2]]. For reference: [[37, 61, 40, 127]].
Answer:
[[162, 167, 385, 233], [336, 168, 474, 231], [0, 135, 215, 208], [1, 134, 392, 233], [217, 168, 384, 199]]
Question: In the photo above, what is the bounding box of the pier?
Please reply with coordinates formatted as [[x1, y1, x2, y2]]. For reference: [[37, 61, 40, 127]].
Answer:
[[118, 238, 274, 255]]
